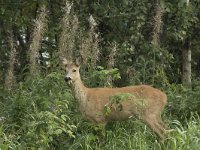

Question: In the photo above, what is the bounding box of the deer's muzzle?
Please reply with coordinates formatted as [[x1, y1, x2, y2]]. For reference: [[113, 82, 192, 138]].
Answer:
[[64, 76, 71, 82]]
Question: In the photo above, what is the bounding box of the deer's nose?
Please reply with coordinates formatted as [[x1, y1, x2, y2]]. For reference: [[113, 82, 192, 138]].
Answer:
[[64, 76, 71, 82]]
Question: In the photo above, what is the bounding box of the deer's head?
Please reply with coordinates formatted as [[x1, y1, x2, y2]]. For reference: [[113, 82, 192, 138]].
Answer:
[[63, 57, 82, 82]]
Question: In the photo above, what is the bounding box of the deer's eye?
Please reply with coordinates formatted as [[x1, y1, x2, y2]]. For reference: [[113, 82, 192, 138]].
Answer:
[[72, 69, 76, 72]]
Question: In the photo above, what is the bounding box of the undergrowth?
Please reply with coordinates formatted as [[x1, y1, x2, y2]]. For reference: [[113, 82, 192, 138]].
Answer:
[[0, 72, 200, 149]]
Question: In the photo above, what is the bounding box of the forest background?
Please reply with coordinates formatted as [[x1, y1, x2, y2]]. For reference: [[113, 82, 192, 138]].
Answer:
[[0, 0, 200, 149]]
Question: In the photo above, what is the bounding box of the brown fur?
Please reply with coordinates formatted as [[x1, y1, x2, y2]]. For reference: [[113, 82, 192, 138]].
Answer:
[[64, 59, 168, 139]]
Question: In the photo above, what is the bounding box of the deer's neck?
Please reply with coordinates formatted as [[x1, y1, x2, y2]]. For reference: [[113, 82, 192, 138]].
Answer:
[[72, 78, 87, 104]]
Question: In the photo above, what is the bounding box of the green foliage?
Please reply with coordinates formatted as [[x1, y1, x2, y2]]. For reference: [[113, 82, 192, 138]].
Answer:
[[0, 73, 200, 149], [166, 84, 200, 121], [0, 72, 77, 149], [116, 42, 174, 86], [0, 0, 200, 149], [86, 66, 121, 87], [103, 93, 134, 116], [109, 93, 133, 103], [164, 115, 200, 150]]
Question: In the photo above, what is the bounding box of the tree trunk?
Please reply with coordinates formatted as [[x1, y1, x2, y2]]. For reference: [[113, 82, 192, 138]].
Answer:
[[182, 38, 191, 88], [197, 59, 200, 77]]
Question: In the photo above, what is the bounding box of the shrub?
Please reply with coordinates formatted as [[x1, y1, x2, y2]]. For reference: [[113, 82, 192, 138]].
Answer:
[[166, 84, 200, 121], [0, 72, 77, 149]]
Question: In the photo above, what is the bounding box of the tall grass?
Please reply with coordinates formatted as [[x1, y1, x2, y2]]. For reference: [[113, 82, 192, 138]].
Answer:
[[29, 6, 48, 75], [4, 32, 17, 90], [80, 15, 100, 67], [164, 115, 200, 150], [58, 1, 78, 61], [105, 42, 118, 87], [1, 74, 200, 149]]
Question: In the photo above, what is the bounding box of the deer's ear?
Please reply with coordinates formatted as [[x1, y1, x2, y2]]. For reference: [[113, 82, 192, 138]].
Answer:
[[75, 57, 83, 67], [63, 58, 69, 66]]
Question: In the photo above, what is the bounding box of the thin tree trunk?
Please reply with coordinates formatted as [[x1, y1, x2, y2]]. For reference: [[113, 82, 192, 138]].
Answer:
[[182, 38, 191, 88], [197, 59, 200, 77], [181, 1, 192, 88]]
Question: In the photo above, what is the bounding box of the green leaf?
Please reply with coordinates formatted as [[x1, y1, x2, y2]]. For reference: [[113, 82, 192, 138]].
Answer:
[[54, 129, 63, 135], [61, 114, 67, 121], [0, 144, 8, 150]]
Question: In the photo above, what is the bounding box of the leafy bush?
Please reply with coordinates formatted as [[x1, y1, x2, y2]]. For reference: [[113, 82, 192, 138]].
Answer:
[[0, 72, 77, 149], [84, 66, 121, 87], [0, 72, 200, 149], [166, 84, 200, 121]]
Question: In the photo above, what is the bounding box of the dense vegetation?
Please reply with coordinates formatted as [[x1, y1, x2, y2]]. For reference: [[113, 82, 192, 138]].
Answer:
[[0, 0, 200, 149]]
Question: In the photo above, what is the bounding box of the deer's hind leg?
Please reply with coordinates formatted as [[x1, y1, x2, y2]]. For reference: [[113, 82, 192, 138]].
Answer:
[[142, 115, 164, 139], [140, 108, 166, 139]]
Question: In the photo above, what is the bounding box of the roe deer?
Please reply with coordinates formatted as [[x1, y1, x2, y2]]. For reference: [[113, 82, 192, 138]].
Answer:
[[63, 58, 168, 139]]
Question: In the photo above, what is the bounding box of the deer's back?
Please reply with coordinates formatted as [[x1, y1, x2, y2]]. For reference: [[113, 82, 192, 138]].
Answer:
[[87, 85, 167, 104], [80, 85, 167, 122]]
